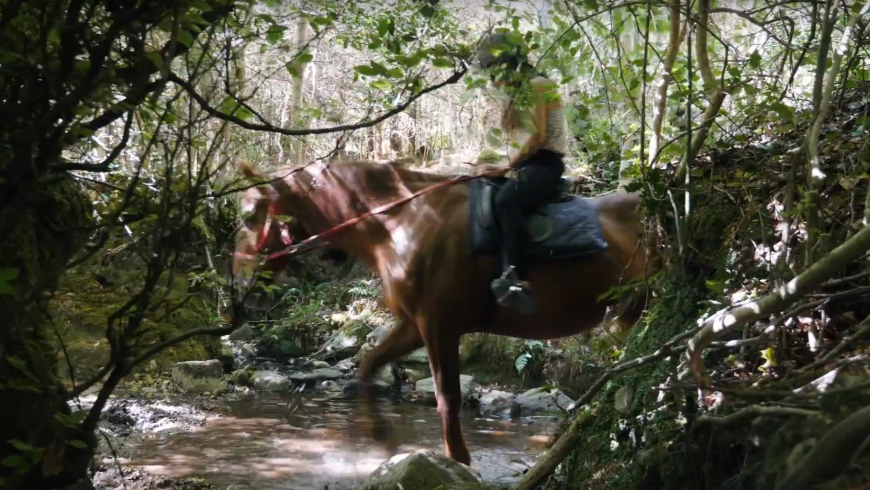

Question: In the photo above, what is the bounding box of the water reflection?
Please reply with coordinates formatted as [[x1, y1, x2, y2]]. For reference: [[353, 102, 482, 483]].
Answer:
[[129, 392, 558, 490]]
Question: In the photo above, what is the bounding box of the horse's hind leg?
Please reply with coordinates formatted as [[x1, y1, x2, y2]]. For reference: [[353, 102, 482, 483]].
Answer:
[[356, 322, 423, 450]]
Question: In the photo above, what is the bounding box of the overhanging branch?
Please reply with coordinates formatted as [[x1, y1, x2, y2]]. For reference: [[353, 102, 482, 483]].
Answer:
[[169, 68, 467, 136]]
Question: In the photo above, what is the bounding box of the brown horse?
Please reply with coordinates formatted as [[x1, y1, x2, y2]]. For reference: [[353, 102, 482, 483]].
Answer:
[[232, 158, 658, 465]]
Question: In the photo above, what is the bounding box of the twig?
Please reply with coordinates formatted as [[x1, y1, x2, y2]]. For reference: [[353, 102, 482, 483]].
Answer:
[[798, 314, 870, 374], [695, 405, 824, 427], [687, 224, 870, 388], [169, 68, 467, 136], [775, 404, 870, 490], [512, 325, 698, 490]]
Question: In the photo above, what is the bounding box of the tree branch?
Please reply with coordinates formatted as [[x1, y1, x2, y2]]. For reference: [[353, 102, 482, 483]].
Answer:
[[687, 224, 870, 389], [169, 68, 467, 137], [648, 0, 684, 168]]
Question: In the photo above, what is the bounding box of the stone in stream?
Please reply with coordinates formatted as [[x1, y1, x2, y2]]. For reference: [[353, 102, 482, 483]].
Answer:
[[250, 371, 292, 391], [171, 360, 227, 394], [479, 390, 517, 418], [415, 375, 476, 405], [310, 360, 332, 369], [288, 368, 344, 383], [510, 387, 574, 417], [405, 365, 431, 384], [315, 331, 362, 361], [359, 450, 480, 490], [228, 323, 260, 341], [402, 347, 429, 365]]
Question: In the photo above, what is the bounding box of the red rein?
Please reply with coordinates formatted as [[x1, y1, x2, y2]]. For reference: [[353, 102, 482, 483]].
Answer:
[[236, 173, 479, 264]]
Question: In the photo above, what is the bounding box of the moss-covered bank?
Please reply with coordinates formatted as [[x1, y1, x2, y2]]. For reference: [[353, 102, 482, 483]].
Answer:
[[559, 271, 712, 490]]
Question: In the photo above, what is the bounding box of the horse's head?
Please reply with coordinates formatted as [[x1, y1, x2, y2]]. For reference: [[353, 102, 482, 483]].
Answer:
[[231, 162, 353, 307]]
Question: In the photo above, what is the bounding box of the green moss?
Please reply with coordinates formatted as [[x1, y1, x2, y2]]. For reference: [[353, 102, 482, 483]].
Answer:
[[560, 271, 708, 490], [51, 250, 221, 384]]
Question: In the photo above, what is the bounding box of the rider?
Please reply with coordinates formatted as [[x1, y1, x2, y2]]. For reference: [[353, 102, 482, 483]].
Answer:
[[474, 32, 569, 314]]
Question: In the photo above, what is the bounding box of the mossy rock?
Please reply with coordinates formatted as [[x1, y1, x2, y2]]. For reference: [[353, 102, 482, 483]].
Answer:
[[360, 450, 479, 490], [560, 271, 710, 490]]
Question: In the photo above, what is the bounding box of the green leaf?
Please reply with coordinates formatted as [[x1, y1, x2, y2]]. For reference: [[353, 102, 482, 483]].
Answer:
[[1, 455, 25, 468], [370, 79, 392, 90], [0, 267, 18, 295], [769, 101, 795, 121], [177, 30, 194, 48], [285, 62, 301, 78], [354, 65, 380, 77], [9, 440, 34, 452], [459, 89, 477, 103], [749, 51, 761, 69], [420, 5, 436, 17], [67, 440, 87, 449], [432, 58, 452, 68], [144, 51, 163, 69], [386, 68, 403, 78], [298, 52, 314, 64]]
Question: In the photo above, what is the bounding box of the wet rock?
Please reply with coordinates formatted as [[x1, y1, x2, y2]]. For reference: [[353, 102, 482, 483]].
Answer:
[[512, 387, 573, 416], [479, 390, 517, 417], [367, 324, 392, 345], [356, 343, 375, 362], [250, 371, 291, 391], [227, 369, 252, 386], [315, 331, 362, 361], [376, 366, 398, 386], [403, 347, 429, 365], [320, 380, 346, 393], [239, 343, 258, 359], [405, 365, 431, 383], [342, 379, 392, 398], [258, 361, 283, 372], [218, 347, 235, 373], [360, 450, 479, 490], [415, 375, 475, 405], [310, 360, 332, 369], [171, 360, 226, 394], [288, 368, 344, 383], [334, 359, 355, 373], [229, 324, 260, 341]]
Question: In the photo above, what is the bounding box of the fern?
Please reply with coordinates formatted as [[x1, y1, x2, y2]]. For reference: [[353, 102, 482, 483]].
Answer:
[[515, 352, 531, 373]]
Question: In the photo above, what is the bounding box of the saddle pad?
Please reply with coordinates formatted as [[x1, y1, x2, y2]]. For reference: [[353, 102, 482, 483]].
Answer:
[[467, 178, 608, 260]]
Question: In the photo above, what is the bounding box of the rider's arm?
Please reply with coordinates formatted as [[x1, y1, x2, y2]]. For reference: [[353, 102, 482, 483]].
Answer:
[[507, 78, 558, 169]]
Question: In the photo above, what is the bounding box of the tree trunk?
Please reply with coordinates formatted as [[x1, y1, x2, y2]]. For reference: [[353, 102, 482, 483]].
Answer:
[[291, 8, 311, 166]]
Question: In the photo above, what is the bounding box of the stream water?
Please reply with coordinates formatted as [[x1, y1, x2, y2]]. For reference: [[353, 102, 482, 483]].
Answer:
[[124, 392, 558, 490]]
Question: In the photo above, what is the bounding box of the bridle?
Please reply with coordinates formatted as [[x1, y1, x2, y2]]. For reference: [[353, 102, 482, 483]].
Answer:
[[234, 162, 482, 264]]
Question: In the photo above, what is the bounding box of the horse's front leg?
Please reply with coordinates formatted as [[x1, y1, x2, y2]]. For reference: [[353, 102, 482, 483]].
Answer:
[[425, 330, 470, 466], [355, 321, 423, 451]]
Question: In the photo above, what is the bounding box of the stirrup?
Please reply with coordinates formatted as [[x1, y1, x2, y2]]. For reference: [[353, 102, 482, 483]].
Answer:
[[490, 266, 536, 314]]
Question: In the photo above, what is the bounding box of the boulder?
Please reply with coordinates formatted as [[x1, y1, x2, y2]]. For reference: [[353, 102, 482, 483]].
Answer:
[[250, 371, 291, 391], [367, 324, 392, 345], [511, 387, 574, 416], [479, 390, 517, 417], [359, 450, 479, 490], [405, 365, 431, 384], [258, 361, 283, 372], [228, 324, 259, 341], [171, 360, 226, 394], [310, 360, 332, 369], [288, 368, 344, 383], [315, 331, 362, 360], [402, 347, 429, 365], [334, 359, 355, 373], [415, 375, 475, 405]]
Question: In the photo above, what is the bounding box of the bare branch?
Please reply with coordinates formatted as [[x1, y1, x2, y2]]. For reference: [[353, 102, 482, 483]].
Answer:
[[687, 224, 870, 389], [169, 68, 467, 137]]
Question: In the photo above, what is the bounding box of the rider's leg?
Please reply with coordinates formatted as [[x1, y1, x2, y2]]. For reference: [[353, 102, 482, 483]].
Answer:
[[491, 158, 564, 313]]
